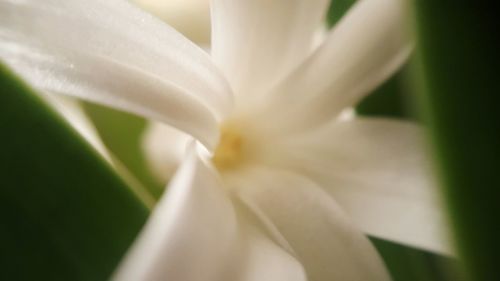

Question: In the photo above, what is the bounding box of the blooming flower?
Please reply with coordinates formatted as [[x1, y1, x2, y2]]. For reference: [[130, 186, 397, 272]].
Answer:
[[0, 0, 451, 280]]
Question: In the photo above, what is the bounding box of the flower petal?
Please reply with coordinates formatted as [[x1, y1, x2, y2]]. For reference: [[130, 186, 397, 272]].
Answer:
[[211, 0, 330, 108], [133, 0, 211, 44], [0, 0, 233, 148], [233, 221, 307, 281], [232, 167, 391, 281], [273, 118, 452, 255], [257, 0, 411, 134], [142, 122, 191, 184], [114, 144, 306, 281]]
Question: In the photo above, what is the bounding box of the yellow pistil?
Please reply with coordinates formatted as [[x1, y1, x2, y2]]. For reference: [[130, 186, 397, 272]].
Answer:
[[212, 125, 245, 171]]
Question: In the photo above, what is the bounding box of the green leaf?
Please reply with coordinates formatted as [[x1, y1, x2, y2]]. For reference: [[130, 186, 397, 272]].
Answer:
[[412, 2, 500, 281], [0, 63, 149, 281]]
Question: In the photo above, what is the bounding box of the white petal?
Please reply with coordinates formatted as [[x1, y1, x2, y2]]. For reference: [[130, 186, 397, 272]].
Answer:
[[141, 122, 190, 184], [211, 0, 330, 108], [273, 118, 453, 255], [133, 0, 211, 44], [256, 0, 411, 134], [232, 167, 391, 281], [114, 144, 305, 281], [233, 220, 307, 281], [0, 0, 233, 148]]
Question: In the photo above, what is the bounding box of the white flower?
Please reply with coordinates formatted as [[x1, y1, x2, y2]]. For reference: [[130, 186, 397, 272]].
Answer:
[[0, 0, 452, 280]]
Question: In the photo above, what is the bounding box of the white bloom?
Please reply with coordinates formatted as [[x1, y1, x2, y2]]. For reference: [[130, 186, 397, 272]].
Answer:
[[0, 0, 452, 280]]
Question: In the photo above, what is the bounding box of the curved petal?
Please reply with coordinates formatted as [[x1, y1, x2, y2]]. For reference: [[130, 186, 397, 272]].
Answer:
[[114, 144, 306, 281], [272, 118, 453, 255], [233, 220, 307, 281], [133, 0, 211, 44], [0, 45, 217, 149], [256, 0, 411, 134], [231, 167, 391, 281], [142, 122, 191, 184], [211, 0, 330, 108], [0, 0, 233, 148]]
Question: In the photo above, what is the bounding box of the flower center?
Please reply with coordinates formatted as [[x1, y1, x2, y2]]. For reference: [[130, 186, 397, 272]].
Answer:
[[212, 125, 245, 171]]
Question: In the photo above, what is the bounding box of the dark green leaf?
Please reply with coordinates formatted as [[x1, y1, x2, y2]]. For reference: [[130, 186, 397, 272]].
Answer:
[[0, 63, 149, 281], [412, 1, 500, 280]]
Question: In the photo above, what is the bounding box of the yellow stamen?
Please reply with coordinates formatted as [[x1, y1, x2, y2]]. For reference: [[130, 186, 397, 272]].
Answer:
[[212, 125, 245, 171]]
